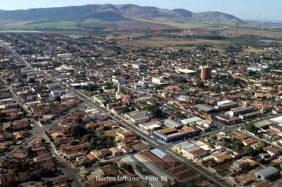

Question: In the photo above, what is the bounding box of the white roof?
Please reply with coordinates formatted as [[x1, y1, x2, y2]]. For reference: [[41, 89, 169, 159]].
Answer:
[[217, 100, 233, 106], [85, 108, 100, 114], [164, 119, 182, 128], [175, 141, 201, 152], [139, 122, 161, 130], [151, 148, 166, 159], [270, 116, 282, 124], [122, 156, 136, 163], [178, 68, 196, 74], [181, 117, 202, 125]]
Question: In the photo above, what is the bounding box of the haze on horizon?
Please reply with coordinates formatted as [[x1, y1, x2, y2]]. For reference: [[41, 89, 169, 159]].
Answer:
[[0, 0, 281, 22]]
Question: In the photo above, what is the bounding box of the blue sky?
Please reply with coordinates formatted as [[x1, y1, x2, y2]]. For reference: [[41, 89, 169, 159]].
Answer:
[[1, 0, 281, 21]]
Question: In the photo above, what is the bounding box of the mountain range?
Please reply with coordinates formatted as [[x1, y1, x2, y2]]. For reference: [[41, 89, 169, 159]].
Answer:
[[0, 4, 245, 30]]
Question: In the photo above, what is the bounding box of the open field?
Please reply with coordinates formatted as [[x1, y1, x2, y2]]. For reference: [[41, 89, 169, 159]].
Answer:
[[0, 18, 215, 31], [120, 36, 230, 48], [221, 27, 282, 39], [0, 21, 79, 30], [81, 19, 175, 30], [135, 18, 214, 29]]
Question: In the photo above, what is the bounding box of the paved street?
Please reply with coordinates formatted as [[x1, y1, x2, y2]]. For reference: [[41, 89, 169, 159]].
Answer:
[[0, 58, 84, 186], [1, 41, 230, 187], [71, 89, 230, 187]]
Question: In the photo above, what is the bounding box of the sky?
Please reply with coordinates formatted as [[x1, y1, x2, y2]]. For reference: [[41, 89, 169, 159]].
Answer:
[[0, 0, 281, 21]]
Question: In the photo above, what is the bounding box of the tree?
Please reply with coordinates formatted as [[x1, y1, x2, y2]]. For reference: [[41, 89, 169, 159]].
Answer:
[[0, 113, 7, 123], [254, 146, 264, 155], [245, 122, 259, 135], [230, 140, 243, 152], [147, 105, 163, 118], [120, 106, 131, 114], [70, 140, 79, 146], [104, 137, 114, 148], [67, 125, 88, 138], [120, 163, 134, 174], [243, 146, 254, 155], [54, 96, 61, 102], [197, 81, 205, 89], [41, 139, 46, 144], [26, 147, 36, 158], [91, 136, 114, 150]]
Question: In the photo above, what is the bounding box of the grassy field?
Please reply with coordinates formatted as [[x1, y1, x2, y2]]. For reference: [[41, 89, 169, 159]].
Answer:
[[81, 18, 175, 30], [135, 18, 213, 29], [0, 18, 212, 31], [121, 36, 230, 48], [0, 21, 79, 30], [220, 27, 282, 39]]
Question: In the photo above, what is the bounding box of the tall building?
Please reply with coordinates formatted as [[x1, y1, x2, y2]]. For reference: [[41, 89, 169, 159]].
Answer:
[[115, 83, 122, 99], [200, 65, 212, 80]]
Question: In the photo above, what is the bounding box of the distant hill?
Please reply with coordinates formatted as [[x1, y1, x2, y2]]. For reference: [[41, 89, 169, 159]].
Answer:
[[192, 12, 243, 25], [0, 4, 245, 30]]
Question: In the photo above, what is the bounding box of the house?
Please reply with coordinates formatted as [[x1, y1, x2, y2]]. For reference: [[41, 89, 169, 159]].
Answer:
[[195, 140, 214, 151], [254, 166, 280, 180], [229, 106, 255, 117], [193, 104, 215, 113], [215, 100, 239, 111], [96, 149, 112, 158], [61, 143, 89, 159], [139, 121, 161, 131], [216, 115, 242, 125], [212, 151, 232, 163], [264, 146, 281, 157], [124, 110, 152, 124], [121, 145, 135, 154], [239, 111, 261, 120], [196, 119, 215, 131], [108, 147, 123, 156], [90, 149, 112, 158], [230, 157, 257, 172], [255, 120, 273, 129], [131, 142, 148, 151], [173, 141, 209, 160], [85, 121, 98, 128], [12, 118, 31, 131], [85, 151, 97, 161], [242, 138, 256, 146], [180, 117, 202, 125], [153, 126, 200, 143]]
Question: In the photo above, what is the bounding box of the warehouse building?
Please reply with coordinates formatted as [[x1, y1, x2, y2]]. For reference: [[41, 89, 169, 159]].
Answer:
[[173, 141, 209, 160], [254, 166, 280, 180], [153, 126, 200, 143], [229, 106, 255, 117], [164, 119, 182, 128]]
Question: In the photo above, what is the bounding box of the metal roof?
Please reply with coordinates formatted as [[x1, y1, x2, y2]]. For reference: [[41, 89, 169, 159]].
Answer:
[[164, 119, 182, 128], [150, 148, 166, 159], [181, 117, 202, 125], [254, 166, 279, 177], [270, 116, 282, 124]]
